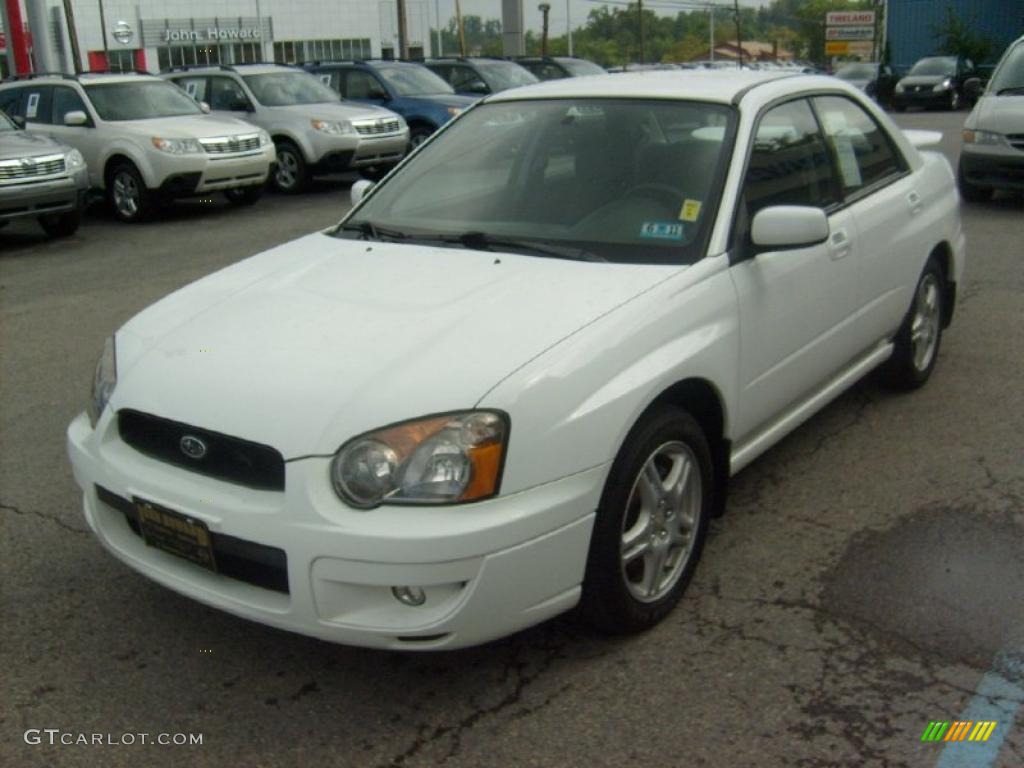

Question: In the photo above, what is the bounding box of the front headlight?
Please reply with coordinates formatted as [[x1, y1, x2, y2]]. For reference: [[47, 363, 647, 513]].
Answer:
[[446, 106, 463, 118], [88, 336, 117, 427], [933, 79, 953, 92], [962, 129, 1004, 146], [895, 82, 905, 93], [331, 411, 509, 509], [311, 119, 353, 135], [65, 148, 86, 170], [257, 128, 272, 147], [151, 137, 203, 154]]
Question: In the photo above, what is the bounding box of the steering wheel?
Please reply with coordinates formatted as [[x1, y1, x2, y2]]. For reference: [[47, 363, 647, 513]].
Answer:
[[623, 183, 687, 210]]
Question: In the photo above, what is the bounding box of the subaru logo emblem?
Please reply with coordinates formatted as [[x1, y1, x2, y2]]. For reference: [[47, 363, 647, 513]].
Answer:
[[179, 435, 207, 460], [20, 158, 35, 169]]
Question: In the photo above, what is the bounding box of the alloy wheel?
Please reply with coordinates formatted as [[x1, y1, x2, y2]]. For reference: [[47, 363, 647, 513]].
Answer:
[[911, 273, 941, 372], [112, 172, 140, 219]]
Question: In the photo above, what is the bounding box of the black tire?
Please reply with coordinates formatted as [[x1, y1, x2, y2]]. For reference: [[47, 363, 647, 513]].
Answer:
[[38, 210, 81, 238], [108, 162, 154, 222], [358, 164, 397, 182], [272, 141, 309, 194], [949, 90, 962, 111], [409, 126, 434, 149], [580, 405, 713, 634], [882, 257, 945, 391], [224, 185, 264, 206], [957, 160, 993, 203]]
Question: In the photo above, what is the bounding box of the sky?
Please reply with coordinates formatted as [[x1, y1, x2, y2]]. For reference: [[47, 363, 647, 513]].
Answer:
[[426, 0, 773, 37]]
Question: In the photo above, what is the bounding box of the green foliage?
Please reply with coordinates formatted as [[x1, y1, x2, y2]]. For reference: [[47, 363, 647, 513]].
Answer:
[[932, 4, 994, 63]]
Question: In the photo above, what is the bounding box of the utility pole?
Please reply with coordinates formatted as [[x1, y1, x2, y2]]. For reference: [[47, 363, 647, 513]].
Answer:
[[454, 0, 466, 56], [97, 0, 109, 66], [733, 0, 742, 69], [539, 3, 550, 57], [435, 0, 443, 56], [567, 0, 572, 57], [638, 0, 645, 65], [396, 0, 409, 59], [709, 4, 714, 62], [62, 0, 82, 74]]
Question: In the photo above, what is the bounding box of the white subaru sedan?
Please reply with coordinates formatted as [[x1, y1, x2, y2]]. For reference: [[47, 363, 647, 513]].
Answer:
[[67, 71, 964, 650]]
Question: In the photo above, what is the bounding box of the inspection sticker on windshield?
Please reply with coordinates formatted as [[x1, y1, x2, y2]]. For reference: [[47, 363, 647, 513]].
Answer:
[[679, 199, 702, 222], [640, 221, 684, 241]]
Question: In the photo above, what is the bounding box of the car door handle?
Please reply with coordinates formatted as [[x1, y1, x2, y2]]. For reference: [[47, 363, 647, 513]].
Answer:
[[830, 229, 851, 260], [907, 190, 923, 214]]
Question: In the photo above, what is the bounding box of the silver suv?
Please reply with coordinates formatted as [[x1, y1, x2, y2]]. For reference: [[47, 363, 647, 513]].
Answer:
[[0, 109, 88, 237], [162, 64, 409, 192], [0, 73, 276, 222]]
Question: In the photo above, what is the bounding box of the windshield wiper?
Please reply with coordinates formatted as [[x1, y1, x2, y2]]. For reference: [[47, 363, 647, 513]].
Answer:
[[996, 86, 1024, 95], [432, 231, 606, 262], [336, 221, 408, 241]]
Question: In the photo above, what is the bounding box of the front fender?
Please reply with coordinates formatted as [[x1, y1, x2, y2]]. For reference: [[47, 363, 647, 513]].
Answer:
[[98, 138, 158, 189]]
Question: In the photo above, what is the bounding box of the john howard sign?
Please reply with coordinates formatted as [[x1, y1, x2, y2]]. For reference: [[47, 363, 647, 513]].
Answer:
[[142, 17, 274, 47], [163, 27, 262, 43]]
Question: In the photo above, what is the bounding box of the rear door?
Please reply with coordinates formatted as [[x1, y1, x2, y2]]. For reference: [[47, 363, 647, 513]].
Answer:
[[729, 97, 864, 441]]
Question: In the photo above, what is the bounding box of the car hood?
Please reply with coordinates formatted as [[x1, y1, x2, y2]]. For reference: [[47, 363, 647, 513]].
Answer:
[[0, 130, 69, 158], [266, 102, 398, 121], [118, 114, 260, 139], [113, 233, 675, 457], [899, 75, 950, 87], [970, 94, 1024, 134]]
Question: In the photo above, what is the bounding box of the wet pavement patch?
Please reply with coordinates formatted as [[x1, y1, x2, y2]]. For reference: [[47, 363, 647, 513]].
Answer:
[[822, 506, 1024, 668]]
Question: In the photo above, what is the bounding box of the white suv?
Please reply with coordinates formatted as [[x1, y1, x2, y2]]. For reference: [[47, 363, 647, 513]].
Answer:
[[162, 64, 409, 192], [0, 73, 276, 221]]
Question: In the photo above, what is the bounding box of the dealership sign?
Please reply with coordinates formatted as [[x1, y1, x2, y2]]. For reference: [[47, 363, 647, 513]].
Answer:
[[163, 27, 262, 42], [825, 11, 876, 26], [826, 26, 875, 41]]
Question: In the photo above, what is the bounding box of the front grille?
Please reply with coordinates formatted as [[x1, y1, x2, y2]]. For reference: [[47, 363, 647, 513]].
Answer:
[[0, 153, 66, 184], [353, 118, 402, 136], [1007, 134, 1024, 152], [199, 134, 261, 154], [118, 409, 285, 491], [95, 485, 290, 594]]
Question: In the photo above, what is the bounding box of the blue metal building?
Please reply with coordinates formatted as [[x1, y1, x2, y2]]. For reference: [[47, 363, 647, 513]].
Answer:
[[887, 0, 1023, 72]]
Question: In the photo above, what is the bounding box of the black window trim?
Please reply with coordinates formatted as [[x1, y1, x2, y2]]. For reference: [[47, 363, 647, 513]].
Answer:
[[51, 84, 95, 127], [727, 88, 912, 262]]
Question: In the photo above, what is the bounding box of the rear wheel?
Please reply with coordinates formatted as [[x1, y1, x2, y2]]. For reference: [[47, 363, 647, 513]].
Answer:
[[38, 210, 81, 238], [224, 185, 264, 206], [108, 163, 154, 222], [272, 141, 309, 194], [882, 257, 945, 390], [580, 405, 713, 634]]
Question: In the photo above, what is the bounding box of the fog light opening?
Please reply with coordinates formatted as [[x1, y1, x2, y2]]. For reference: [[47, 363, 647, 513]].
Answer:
[[392, 585, 427, 606]]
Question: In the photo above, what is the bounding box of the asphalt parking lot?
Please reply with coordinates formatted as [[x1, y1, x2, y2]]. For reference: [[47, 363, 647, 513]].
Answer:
[[1, 109, 1022, 768]]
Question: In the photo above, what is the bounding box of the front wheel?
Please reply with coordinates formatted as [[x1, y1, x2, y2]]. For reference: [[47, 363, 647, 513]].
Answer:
[[949, 90, 962, 110], [409, 126, 434, 149], [272, 141, 309, 194], [224, 185, 264, 206], [359, 164, 397, 182], [38, 210, 81, 238], [882, 257, 945, 390], [580, 406, 713, 634], [109, 163, 154, 222]]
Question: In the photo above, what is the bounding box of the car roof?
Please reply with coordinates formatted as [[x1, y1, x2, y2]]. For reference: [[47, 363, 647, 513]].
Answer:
[[486, 69, 807, 105], [0, 72, 161, 86], [165, 64, 292, 76]]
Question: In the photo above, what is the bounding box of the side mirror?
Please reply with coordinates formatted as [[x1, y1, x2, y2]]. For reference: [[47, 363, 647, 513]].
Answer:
[[964, 78, 982, 100], [751, 206, 829, 251], [350, 179, 374, 206], [63, 110, 88, 127], [199, 101, 211, 113]]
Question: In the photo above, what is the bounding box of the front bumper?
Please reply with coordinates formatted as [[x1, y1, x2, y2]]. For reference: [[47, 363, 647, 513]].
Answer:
[[67, 411, 602, 650], [0, 168, 88, 221], [960, 145, 1024, 191], [350, 131, 410, 168], [893, 88, 953, 109], [151, 146, 275, 197]]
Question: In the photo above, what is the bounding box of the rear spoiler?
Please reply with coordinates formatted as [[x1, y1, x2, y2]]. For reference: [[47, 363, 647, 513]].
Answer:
[[902, 129, 943, 149]]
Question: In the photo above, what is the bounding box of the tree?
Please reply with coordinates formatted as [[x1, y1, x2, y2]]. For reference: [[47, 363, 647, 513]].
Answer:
[[933, 4, 994, 63]]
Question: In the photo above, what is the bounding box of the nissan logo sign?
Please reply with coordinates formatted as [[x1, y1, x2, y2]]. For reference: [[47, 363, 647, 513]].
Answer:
[[112, 21, 134, 46], [179, 435, 208, 460]]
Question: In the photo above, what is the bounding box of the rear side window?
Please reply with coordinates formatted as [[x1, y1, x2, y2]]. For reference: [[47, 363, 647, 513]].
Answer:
[[742, 98, 838, 216], [51, 86, 89, 125], [813, 96, 903, 194]]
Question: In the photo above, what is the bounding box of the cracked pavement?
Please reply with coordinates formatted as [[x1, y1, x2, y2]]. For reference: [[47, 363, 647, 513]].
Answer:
[[1, 111, 1022, 768]]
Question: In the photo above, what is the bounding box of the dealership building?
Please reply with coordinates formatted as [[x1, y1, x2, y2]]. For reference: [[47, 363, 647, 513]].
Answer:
[[0, 0, 442, 75]]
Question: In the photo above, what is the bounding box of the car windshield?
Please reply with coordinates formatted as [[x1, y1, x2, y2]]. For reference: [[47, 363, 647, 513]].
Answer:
[[473, 60, 539, 91], [84, 81, 204, 121], [989, 42, 1024, 93], [563, 59, 606, 77], [835, 63, 877, 80], [377, 65, 454, 96], [242, 73, 339, 106], [908, 57, 956, 77], [337, 98, 735, 265]]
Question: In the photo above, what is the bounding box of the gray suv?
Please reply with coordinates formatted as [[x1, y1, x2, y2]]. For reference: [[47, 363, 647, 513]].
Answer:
[[0, 109, 88, 237], [163, 64, 409, 191]]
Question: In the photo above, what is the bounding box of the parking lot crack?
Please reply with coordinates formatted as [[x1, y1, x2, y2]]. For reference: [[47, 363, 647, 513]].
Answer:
[[0, 500, 88, 535]]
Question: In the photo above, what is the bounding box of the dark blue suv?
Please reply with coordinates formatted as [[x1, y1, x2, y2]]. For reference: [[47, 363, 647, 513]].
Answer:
[[304, 60, 475, 147]]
